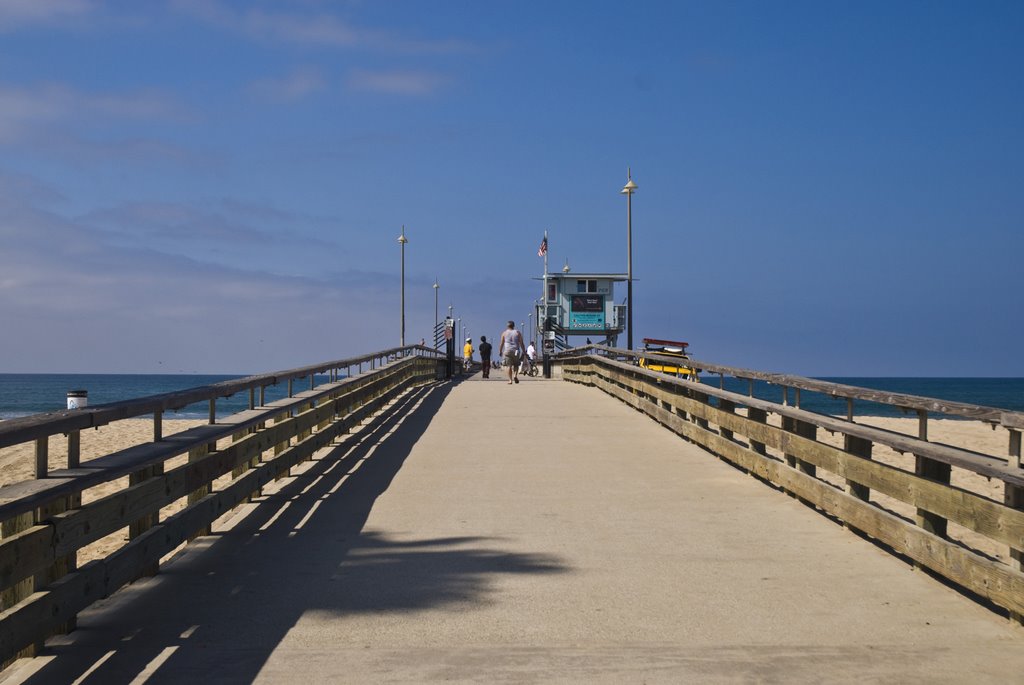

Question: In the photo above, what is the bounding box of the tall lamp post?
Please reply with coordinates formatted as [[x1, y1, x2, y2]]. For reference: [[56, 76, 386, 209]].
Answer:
[[433, 279, 440, 349], [621, 169, 638, 350], [398, 226, 409, 348]]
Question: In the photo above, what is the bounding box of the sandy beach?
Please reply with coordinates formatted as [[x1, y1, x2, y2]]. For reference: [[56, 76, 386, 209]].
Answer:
[[0, 412, 1018, 566]]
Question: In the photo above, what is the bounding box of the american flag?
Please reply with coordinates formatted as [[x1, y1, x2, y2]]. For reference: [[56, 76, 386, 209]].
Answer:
[[537, 236, 547, 257]]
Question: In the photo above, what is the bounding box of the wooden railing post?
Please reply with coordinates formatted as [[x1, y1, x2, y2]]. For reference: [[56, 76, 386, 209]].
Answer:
[[33, 431, 81, 641], [67, 430, 82, 507], [58, 430, 82, 632], [914, 410, 950, 540], [747, 407, 768, 455], [1, 510, 37, 662], [258, 385, 267, 431], [690, 389, 710, 431], [298, 387, 313, 442], [782, 416, 817, 505], [1005, 429, 1022, 624], [129, 463, 163, 577], [231, 428, 250, 481], [844, 434, 873, 503], [719, 399, 735, 441], [667, 378, 688, 424], [34, 437, 48, 480], [187, 442, 211, 540], [792, 420, 817, 478], [207, 399, 217, 452]]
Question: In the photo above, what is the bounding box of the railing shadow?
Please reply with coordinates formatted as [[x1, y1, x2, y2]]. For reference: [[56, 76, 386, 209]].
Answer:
[[17, 379, 568, 684]]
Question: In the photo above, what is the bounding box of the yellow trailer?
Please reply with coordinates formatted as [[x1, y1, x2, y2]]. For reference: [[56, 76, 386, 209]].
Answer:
[[638, 338, 697, 377]]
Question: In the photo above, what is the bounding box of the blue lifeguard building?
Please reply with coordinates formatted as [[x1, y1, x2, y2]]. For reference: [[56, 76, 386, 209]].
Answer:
[[534, 269, 627, 353]]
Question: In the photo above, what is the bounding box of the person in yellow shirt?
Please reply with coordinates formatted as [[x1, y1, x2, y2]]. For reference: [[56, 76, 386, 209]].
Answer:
[[463, 338, 474, 370]]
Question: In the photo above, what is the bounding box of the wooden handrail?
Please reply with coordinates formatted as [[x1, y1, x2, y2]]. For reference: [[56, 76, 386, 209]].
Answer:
[[0, 345, 440, 448], [0, 359, 418, 520], [586, 354, 1024, 485], [555, 345, 1024, 429]]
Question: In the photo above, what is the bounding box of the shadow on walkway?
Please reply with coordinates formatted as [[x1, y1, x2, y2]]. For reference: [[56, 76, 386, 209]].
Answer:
[[18, 381, 567, 684]]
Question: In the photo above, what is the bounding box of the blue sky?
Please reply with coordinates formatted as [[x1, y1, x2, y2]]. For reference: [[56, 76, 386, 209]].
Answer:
[[0, 1, 1021, 375]]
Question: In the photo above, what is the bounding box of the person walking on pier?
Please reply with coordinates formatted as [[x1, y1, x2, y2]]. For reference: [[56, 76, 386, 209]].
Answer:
[[500, 320, 526, 385], [463, 338, 474, 371], [479, 335, 493, 378]]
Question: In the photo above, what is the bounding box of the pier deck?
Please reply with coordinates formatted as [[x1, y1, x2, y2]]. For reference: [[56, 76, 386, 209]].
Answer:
[[5, 374, 1024, 683]]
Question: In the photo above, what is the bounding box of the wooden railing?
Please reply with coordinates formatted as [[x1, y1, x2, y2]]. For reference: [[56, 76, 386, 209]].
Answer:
[[0, 346, 445, 664], [557, 347, 1024, 621]]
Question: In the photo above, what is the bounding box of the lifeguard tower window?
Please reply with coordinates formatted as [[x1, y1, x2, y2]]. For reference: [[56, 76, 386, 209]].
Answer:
[[547, 282, 557, 301], [571, 295, 603, 312], [576, 279, 598, 293]]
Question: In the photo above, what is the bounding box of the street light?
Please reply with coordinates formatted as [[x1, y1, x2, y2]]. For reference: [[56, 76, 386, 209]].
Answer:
[[398, 226, 409, 348], [433, 279, 440, 349], [621, 169, 638, 350]]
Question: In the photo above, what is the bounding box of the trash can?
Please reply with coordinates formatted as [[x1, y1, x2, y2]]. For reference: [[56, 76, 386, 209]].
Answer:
[[66, 390, 88, 410]]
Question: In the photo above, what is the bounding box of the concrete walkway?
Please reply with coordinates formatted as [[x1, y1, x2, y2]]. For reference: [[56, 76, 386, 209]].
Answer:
[[5, 374, 1024, 683]]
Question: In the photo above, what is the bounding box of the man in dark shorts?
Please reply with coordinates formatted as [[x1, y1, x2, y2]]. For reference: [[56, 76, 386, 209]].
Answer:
[[479, 335, 493, 378], [499, 320, 527, 385]]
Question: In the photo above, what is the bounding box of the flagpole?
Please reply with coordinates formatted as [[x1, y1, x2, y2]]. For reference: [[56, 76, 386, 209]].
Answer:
[[542, 230, 548, 349]]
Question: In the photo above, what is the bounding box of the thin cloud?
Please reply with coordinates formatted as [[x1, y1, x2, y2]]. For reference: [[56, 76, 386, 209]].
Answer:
[[0, 186, 541, 373], [0, 82, 186, 142], [0, 170, 67, 208], [81, 202, 277, 243], [171, 0, 358, 47], [0, 0, 94, 31], [75, 197, 347, 279], [245, 9, 358, 47], [249, 67, 327, 102], [0, 196, 401, 373], [170, 0, 474, 54], [31, 133, 202, 166], [347, 69, 450, 96]]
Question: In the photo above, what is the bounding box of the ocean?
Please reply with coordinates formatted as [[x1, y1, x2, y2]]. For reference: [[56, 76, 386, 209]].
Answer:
[[0, 374, 1022, 421], [707, 376, 1024, 418], [0, 373, 333, 420]]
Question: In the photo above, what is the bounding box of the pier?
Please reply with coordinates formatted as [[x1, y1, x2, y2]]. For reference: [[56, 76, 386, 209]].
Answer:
[[1, 347, 1024, 682]]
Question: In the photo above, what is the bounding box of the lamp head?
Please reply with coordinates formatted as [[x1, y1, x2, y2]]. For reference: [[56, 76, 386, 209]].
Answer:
[[621, 167, 638, 194], [397, 225, 409, 244]]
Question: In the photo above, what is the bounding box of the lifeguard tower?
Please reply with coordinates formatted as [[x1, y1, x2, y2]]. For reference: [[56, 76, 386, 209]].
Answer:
[[534, 269, 627, 354]]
